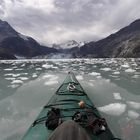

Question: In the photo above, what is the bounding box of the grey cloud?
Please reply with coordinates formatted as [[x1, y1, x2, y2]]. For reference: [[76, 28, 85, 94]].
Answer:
[[1, 0, 140, 44], [0, 0, 5, 17]]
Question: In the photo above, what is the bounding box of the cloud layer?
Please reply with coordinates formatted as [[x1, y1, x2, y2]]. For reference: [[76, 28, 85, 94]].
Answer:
[[1, 0, 140, 44]]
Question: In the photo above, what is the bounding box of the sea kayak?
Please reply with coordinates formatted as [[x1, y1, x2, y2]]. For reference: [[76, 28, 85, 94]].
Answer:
[[22, 72, 117, 140]]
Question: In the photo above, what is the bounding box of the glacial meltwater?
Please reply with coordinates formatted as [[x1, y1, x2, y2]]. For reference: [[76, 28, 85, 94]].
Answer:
[[0, 59, 140, 140]]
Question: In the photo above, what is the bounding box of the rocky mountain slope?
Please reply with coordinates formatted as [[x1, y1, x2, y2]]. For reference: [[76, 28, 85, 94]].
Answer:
[[0, 19, 57, 59], [79, 19, 140, 58]]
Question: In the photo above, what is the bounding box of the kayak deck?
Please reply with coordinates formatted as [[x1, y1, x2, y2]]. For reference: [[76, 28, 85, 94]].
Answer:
[[22, 72, 115, 140]]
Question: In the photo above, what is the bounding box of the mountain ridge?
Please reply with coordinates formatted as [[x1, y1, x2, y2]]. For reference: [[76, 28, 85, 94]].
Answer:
[[79, 19, 140, 58], [0, 19, 140, 59], [0, 19, 58, 59]]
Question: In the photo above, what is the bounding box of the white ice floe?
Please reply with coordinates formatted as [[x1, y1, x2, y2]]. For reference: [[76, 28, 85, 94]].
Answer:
[[11, 80, 23, 84], [32, 73, 38, 78], [52, 66, 58, 69], [18, 77, 29, 80], [36, 68, 42, 71], [12, 74, 21, 77], [98, 103, 126, 116], [128, 110, 139, 119], [127, 101, 140, 110], [132, 75, 139, 79], [109, 75, 119, 78], [15, 68, 23, 71], [4, 68, 13, 71], [5, 73, 21, 77], [42, 64, 53, 69], [76, 75, 83, 80], [89, 72, 101, 76], [96, 76, 102, 79], [113, 93, 122, 100], [113, 71, 120, 75], [8, 84, 19, 88], [20, 63, 25, 67], [4, 74, 12, 76], [125, 69, 136, 73], [100, 68, 111, 71], [121, 64, 129, 68], [5, 78, 16, 81], [20, 73, 28, 75]]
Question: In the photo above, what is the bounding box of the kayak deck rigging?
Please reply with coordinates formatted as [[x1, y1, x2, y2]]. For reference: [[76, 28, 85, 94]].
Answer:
[[22, 72, 118, 140]]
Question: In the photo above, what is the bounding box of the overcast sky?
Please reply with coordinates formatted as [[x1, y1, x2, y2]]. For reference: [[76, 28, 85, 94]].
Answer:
[[0, 0, 140, 45]]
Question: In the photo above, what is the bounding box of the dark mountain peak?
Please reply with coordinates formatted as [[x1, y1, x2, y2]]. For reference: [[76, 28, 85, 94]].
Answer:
[[0, 19, 58, 59], [0, 19, 12, 29], [0, 19, 18, 38], [0, 19, 5, 23], [130, 19, 140, 26], [117, 19, 140, 35], [80, 19, 140, 58]]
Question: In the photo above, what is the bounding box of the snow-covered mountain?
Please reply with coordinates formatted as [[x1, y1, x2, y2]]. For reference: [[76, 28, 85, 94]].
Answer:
[[52, 40, 84, 50]]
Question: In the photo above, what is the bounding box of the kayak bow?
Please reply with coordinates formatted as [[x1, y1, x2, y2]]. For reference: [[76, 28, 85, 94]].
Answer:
[[22, 72, 117, 140]]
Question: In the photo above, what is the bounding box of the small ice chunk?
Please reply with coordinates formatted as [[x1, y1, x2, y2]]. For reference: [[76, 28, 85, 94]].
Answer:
[[20, 63, 25, 67], [76, 75, 83, 80], [113, 71, 120, 75], [5, 73, 21, 77], [36, 68, 42, 70], [12, 74, 21, 77], [42, 64, 53, 69], [113, 93, 122, 100], [20, 73, 28, 75], [18, 77, 29, 80], [125, 69, 136, 73], [11, 80, 23, 84], [8, 84, 19, 88], [32, 73, 38, 78], [15, 68, 23, 71], [5, 78, 15, 81], [100, 68, 111, 71], [97, 76, 102, 79], [52, 66, 58, 69], [89, 72, 101, 76], [127, 101, 140, 110], [132, 75, 139, 79], [98, 103, 126, 116], [128, 110, 139, 119], [5, 73, 12, 76], [121, 64, 129, 68], [4, 68, 13, 71]]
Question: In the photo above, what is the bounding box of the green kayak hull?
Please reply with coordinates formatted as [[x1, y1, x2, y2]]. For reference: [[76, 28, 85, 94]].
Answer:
[[22, 72, 115, 140]]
